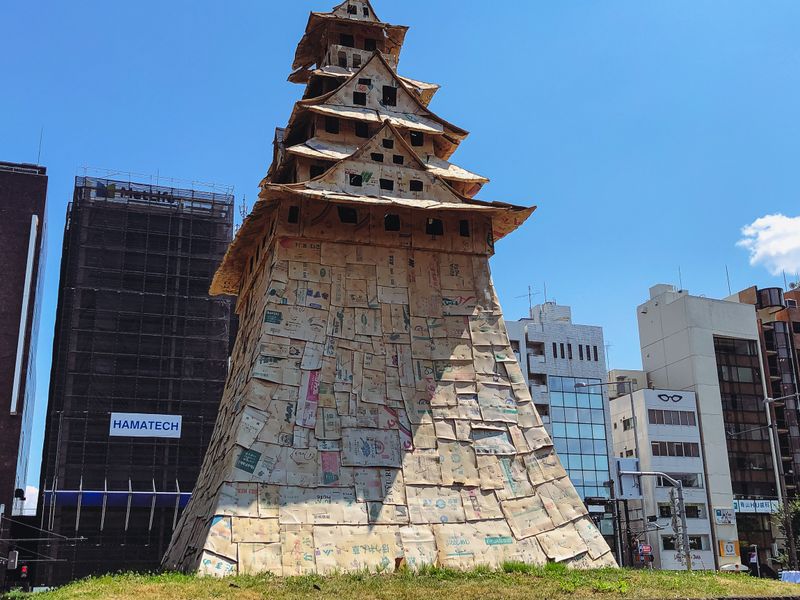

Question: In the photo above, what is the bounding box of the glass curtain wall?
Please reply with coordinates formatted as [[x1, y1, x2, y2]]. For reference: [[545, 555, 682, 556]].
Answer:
[[548, 376, 610, 498]]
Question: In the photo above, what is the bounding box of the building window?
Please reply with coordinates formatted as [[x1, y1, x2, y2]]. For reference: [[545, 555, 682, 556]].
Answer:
[[382, 85, 397, 106], [393, 155, 404, 165], [288, 206, 300, 224], [459, 220, 470, 237], [355, 122, 369, 138], [622, 418, 634, 431], [352, 54, 361, 68], [656, 473, 703, 488], [384, 214, 400, 231], [649, 409, 696, 427], [325, 116, 340, 134], [663, 535, 706, 551], [338, 51, 347, 68], [567, 344, 573, 360], [560, 343, 565, 359], [651, 441, 700, 458], [578, 345, 584, 360], [625, 449, 634, 457], [349, 173, 363, 187], [358, 78, 371, 87], [340, 34, 355, 47], [363, 6, 370, 17], [586, 345, 591, 361], [382, 138, 394, 149], [337, 206, 358, 223], [593, 346, 598, 361], [364, 38, 377, 51], [380, 178, 394, 191], [347, 4, 357, 14], [353, 91, 367, 105], [410, 179, 423, 192], [425, 218, 443, 236], [552, 342, 558, 359], [410, 131, 424, 147], [371, 153, 384, 163], [309, 165, 326, 179]]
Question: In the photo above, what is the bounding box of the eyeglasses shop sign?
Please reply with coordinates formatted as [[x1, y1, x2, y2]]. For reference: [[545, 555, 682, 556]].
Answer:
[[109, 413, 182, 439]]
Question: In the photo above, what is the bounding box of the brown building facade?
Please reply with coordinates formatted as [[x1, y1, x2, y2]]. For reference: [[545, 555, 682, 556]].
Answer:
[[36, 177, 234, 586], [0, 162, 48, 519], [735, 286, 800, 499]]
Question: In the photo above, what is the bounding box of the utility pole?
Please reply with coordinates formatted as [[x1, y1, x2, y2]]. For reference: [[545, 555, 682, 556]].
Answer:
[[621, 470, 692, 571]]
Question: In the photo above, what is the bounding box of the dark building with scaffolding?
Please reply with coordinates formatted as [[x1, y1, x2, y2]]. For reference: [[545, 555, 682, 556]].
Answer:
[[36, 176, 235, 586], [0, 162, 48, 586]]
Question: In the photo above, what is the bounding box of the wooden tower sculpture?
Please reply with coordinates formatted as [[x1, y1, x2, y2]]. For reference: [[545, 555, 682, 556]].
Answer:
[[163, 0, 615, 576]]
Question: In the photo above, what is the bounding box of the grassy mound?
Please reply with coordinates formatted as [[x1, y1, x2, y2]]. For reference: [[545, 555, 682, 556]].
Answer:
[[5, 563, 799, 599]]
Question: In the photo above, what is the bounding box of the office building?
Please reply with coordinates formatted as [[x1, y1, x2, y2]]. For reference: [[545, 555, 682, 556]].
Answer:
[[607, 369, 649, 399], [0, 162, 48, 587], [506, 302, 612, 500], [0, 162, 48, 518], [638, 284, 777, 570], [610, 388, 716, 570], [506, 302, 616, 555], [730, 286, 800, 499], [36, 177, 234, 585]]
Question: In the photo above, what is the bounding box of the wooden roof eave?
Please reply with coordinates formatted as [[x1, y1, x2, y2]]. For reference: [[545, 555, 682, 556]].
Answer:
[[285, 138, 488, 184], [211, 184, 534, 297], [292, 13, 409, 71], [296, 52, 467, 139], [289, 67, 440, 106], [212, 122, 534, 297]]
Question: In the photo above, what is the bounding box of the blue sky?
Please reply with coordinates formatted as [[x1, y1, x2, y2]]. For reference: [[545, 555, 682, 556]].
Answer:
[[2, 1, 800, 491]]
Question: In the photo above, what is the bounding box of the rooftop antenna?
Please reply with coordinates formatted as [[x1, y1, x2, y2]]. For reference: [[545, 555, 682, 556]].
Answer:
[[678, 266, 683, 291], [783, 270, 789, 291], [238, 194, 249, 223], [36, 128, 44, 165], [514, 285, 539, 316], [725, 265, 732, 296], [605, 342, 613, 370]]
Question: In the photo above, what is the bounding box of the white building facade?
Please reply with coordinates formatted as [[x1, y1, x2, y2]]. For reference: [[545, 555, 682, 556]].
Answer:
[[506, 302, 613, 501], [636, 284, 778, 570], [610, 388, 716, 570]]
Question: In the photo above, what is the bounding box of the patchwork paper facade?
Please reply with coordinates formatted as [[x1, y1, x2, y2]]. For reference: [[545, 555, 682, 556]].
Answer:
[[163, 0, 615, 575]]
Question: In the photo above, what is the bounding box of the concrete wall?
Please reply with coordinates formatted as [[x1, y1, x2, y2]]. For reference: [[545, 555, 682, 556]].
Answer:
[[637, 284, 762, 569]]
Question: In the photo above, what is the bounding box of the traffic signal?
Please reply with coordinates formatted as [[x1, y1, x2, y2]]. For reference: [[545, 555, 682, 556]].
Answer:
[[7, 550, 18, 570], [20, 564, 29, 579]]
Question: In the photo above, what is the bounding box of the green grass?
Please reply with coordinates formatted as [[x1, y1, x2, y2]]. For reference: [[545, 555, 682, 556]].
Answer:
[[4, 565, 799, 600]]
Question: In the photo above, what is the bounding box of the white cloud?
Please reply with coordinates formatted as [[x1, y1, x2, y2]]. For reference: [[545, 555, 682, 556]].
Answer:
[[738, 214, 800, 277]]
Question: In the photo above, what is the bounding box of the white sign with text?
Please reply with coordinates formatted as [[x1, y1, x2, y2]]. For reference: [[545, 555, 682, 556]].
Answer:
[[109, 413, 182, 439]]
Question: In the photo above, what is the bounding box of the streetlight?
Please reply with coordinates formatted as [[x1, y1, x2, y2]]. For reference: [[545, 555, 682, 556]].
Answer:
[[575, 379, 637, 567]]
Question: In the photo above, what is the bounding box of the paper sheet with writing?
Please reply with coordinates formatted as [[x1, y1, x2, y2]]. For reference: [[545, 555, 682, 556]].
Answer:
[[406, 486, 465, 524], [313, 525, 401, 574], [341, 428, 402, 467]]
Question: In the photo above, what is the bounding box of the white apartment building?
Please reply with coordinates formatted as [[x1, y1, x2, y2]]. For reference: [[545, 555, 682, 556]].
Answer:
[[636, 284, 778, 570], [610, 388, 715, 570], [506, 302, 613, 501]]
